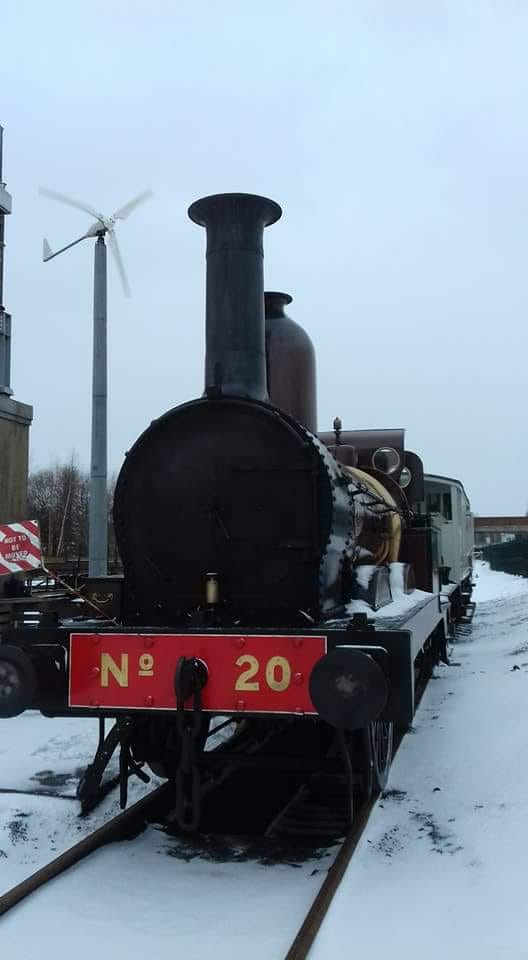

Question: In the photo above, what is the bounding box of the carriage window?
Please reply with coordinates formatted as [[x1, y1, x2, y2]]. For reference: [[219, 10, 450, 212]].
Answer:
[[442, 492, 452, 521], [426, 493, 441, 514]]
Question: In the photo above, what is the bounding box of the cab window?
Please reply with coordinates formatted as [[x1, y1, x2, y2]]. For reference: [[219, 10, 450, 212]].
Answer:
[[426, 491, 452, 520]]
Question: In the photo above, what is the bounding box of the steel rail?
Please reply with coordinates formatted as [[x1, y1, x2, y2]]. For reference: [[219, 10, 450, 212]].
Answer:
[[0, 782, 172, 917], [284, 795, 377, 960], [0, 720, 290, 918], [0, 645, 442, 929], [283, 648, 438, 959]]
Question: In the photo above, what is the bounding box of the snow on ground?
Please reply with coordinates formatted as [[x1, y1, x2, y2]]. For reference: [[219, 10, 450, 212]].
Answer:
[[0, 707, 332, 957], [0, 710, 234, 895], [311, 560, 528, 959], [1, 827, 334, 959], [1, 561, 527, 958], [0, 713, 161, 892], [0, 712, 104, 796]]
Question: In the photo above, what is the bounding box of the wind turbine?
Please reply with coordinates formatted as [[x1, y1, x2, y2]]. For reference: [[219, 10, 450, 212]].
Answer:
[[40, 186, 152, 577]]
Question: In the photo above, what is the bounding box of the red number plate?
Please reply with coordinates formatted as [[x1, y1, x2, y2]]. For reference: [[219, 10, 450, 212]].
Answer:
[[69, 633, 327, 715]]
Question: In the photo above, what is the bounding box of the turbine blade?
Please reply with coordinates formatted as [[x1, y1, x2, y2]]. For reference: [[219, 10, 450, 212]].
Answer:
[[43, 238, 54, 262], [107, 230, 131, 298], [112, 190, 152, 221], [39, 187, 102, 222]]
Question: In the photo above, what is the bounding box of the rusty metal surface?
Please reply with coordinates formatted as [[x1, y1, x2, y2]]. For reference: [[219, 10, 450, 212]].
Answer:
[[284, 797, 377, 960]]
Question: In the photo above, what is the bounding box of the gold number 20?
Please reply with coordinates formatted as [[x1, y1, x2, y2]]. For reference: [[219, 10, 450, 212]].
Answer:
[[234, 655, 259, 691], [235, 654, 291, 693]]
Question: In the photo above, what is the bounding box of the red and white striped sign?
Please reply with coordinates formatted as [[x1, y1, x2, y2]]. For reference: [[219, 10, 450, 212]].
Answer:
[[0, 520, 42, 575]]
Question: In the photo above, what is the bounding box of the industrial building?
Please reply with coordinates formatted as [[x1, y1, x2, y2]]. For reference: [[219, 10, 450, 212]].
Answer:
[[0, 125, 33, 525]]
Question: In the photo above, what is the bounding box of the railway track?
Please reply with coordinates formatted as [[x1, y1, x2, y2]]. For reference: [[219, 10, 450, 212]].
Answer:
[[0, 740, 379, 946], [0, 650, 441, 947], [281, 649, 437, 959], [0, 782, 172, 917], [284, 796, 377, 960], [0, 717, 309, 919]]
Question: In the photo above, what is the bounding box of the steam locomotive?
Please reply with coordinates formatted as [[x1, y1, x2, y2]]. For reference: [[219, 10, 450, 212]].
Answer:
[[0, 193, 474, 828]]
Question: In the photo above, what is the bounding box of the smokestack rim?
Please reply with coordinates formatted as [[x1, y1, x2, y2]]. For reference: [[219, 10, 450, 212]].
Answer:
[[188, 192, 282, 231]]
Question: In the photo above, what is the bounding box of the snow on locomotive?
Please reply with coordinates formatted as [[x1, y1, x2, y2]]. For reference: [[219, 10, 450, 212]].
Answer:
[[0, 193, 474, 827]]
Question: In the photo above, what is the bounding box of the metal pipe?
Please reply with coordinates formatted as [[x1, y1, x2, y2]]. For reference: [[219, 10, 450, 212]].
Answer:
[[0, 311, 12, 396], [0, 125, 12, 396], [188, 193, 282, 402], [88, 235, 108, 576], [0, 125, 4, 309]]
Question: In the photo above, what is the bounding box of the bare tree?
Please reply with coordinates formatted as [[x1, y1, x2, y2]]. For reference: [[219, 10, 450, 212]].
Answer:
[[28, 458, 116, 565]]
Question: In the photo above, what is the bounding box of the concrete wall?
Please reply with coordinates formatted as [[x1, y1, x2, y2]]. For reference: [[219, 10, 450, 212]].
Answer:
[[0, 395, 33, 524], [474, 518, 528, 547]]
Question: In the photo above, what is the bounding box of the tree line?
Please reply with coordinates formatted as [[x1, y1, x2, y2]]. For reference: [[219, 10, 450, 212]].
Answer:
[[28, 459, 118, 563]]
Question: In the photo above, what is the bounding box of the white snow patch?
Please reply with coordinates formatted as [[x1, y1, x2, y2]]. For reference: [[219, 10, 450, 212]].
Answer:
[[355, 564, 375, 590], [0, 714, 108, 795], [389, 560, 406, 593], [473, 558, 527, 602], [346, 561, 432, 620]]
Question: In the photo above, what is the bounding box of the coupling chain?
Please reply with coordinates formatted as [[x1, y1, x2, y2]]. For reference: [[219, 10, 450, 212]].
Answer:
[[174, 656, 208, 832]]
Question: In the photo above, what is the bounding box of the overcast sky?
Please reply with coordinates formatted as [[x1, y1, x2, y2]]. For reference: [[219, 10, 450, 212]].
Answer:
[[1, 1, 526, 514]]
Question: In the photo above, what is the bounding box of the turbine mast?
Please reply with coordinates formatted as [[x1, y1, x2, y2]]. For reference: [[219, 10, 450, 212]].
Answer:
[[39, 185, 152, 577], [89, 234, 108, 577]]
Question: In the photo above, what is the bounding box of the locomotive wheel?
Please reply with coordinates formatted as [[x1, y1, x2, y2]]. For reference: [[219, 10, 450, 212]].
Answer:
[[369, 720, 393, 793], [343, 721, 393, 803]]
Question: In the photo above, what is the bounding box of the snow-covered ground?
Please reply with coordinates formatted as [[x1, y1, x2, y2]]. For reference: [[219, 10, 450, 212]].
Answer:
[[0, 711, 160, 891], [312, 560, 528, 958], [1, 561, 526, 958], [0, 685, 333, 957]]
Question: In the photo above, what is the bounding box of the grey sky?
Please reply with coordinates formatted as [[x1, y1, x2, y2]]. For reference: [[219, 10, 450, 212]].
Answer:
[[1, 0, 526, 514]]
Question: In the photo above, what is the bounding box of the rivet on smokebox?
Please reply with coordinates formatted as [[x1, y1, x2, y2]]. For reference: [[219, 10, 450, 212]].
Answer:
[[295, 707, 303, 714], [144, 696, 154, 707], [234, 637, 246, 649], [294, 672, 303, 685], [91, 666, 100, 677], [90, 699, 100, 707], [236, 700, 246, 711], [292, 638, 303, 648], [144, 638, 155, 649], [91, 636, 100, 645]]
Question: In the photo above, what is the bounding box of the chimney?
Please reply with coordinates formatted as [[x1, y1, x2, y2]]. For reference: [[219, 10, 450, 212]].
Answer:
[[188, 193, 281, 402]]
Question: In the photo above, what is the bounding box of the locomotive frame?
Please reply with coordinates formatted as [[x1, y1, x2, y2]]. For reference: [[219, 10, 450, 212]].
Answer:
[[1, 599, 445, 726]]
